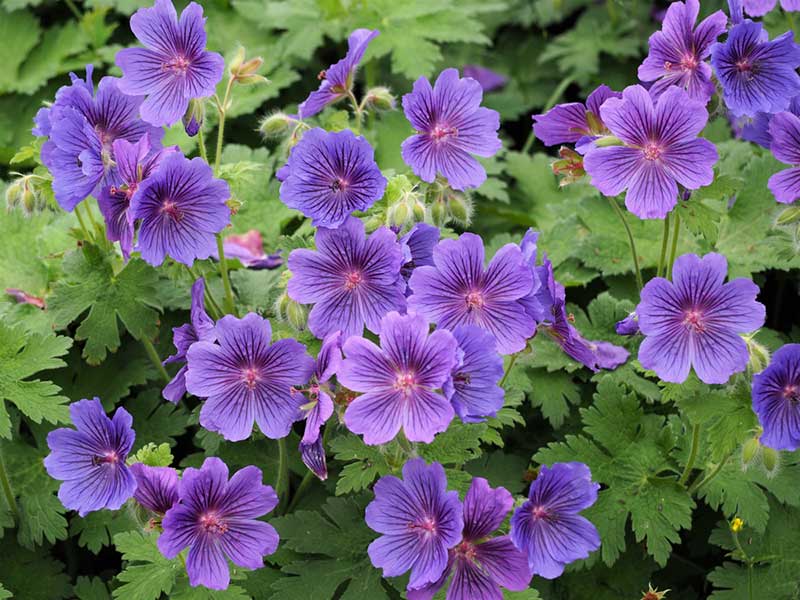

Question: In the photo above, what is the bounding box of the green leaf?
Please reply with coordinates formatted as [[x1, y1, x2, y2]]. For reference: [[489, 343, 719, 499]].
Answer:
[[418, 421, 486, 466], [0, 583, 10, 600], [0, 8, 40, 94], [48, 245, 162, 364], [130, 443, 174, 468], [330, 434, 391, 496], [0, 536, 70, 599], [112, 531, 179, 600], [74, 576, 111, 600], [17, 492, 68, 547], [526, 369, 582, 428], [71, 510, 137, 554], [127, 391, 190, 451]]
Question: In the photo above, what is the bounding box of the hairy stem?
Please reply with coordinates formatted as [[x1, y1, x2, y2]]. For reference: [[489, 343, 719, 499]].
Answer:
[[214, 77, 235, 174], [275, 437, 290, 515], [657, 213, 671, 279], [141, 337, 170, 384], [197, 128, 209, 163], [347, 90, 363, 134], [216, 234, 237, 316], [64, 0, 82, 19], [667, 212, 681, 280], [608, 197, 643, 292], [0, 444, 19, 522], [74, 204, 92, 241], [286, 425, 333, 513], [500, 353, 519, 388], [678, 424, 701, 486], [688, 451, 733, 494]]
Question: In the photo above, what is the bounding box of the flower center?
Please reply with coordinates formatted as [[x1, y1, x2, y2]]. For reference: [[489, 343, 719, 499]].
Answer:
[[409, 515, 438, 536], [465, 290, 485, 311], [330, 177, 349, 193], [92, 450, 120, 466], [682, 309, 706, 333], [160, 199, 181, 222], [735, 58, 755, 80], [642, 142, 663, 161], [431, 125, 458, 141], [677, 53, 699, 71], [242, 366, 261, 390], [784, 384, 800, 402], [531, 505, 550, 521], [199, 512, 228, 535], [164, 55, 191, 75], [394, 371, 417, 395], [344, 270, 363, 291], [454, 371, 471, 386], [453, 540, 478, 561]]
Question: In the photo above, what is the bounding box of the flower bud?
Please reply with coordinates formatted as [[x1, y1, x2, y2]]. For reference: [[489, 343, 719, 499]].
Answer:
[[730, 517, 744, 533], [364, 86, 396, 111], [431, 199, 448, 227], [274, 290, 291, 320], [260, 112, 292, 138], [5, 178, 24, 209], [299, 437, 328, 481], [286, 298, 308, 331], [761, 447, 780, 477], [412, 200, 426, 222], [615, 313, 639, 336], [229, 47, 247, 73], [182, 99, 205, 137], [447, 192, 473, 225], [387, 202, 410, 228], [776, 205, 800, 226], [230, 47, 268, 85], [6, 175, 44, 215], [551, 147, 585, 186], [593, 135, 624, 147], [744, 335, 770, 374], [741, 436, 761, 469]]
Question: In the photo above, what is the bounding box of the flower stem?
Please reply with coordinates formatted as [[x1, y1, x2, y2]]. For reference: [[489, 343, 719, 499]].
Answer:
[[286, 425, 333, 514], [347, 90, 363, 134], [0, 445, 19, 522], [215, 234, 237, 316], [64, 0, 82, 19], [500, 353, 519, 388], [275, 437, 290, 515], [74, 204, 92, 241], [213, 77, 235, 175], [667, 212, 681, 280], [688, 451, 733, 494], [607, 196, 643, 292], [140, 337, 170, 384], [182, 264, 223, 320], [678, 424, 701, 486], [544, 76, 575, 111], [657, 213, 671, 279], [197, 128, 209, 163]]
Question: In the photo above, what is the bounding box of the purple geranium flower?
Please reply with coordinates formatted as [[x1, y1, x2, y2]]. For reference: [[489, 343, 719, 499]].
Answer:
[[366, 459, 463, 591], [216, 230, 282, 269], [463, 65, 508, 92], [743, 0, 800, 17], [130, 463, 179, 515], [408, 233, 535, 355], [44, 398, 136, 517], [533, 85, 621, 153], [510, 462, 600, 579], [637, 253, 765, 384], [518, 228, 544, 323], [615, 313, 640, 336], [710, 20, 800, 118], [98, 133, 176, 258], [752, 344, 800, 450], [131, 153, 231, 266], [287, 216, 406, 340], [185, 313, 314, 441], [400, 223, 439, 290], [767, 111, 800, 204], [298, 29, 379, 119], [163, 278, 216, 403], [637, 0, 727, 103], [341, 311, 458, 445], [583, 85, 718, 219], [39, 70, 161, 212], [407, 478, 532, 600], [116, 0, 224, 127], [158, 457, 279, 590], [278, 128, 387, 227], [444, 325, 505, 423], [297, 330, 343, 480], [401, 68, 502, 190]]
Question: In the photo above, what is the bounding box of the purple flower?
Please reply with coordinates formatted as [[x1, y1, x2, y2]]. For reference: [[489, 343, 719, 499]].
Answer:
[[298, 29, 378, 119], [615, 313, 640, 336], [158, 457, 279, 590], [366, 459, 463, 591], [583, 85, 718, 219], [401, 68, 501, 190], [98, 133, 176, 258], [407, 478, 531, 600], [163, 278, 215, 403], [278, 128, 387, 227], [44, 398, 136, 517], [710, 20, 800, 118], [408, 233, 535, 355], [462, 65, 508, 92], [767, 111, 800, 204], [116, 0, 224, 127], [297, 330, 343, 480], [39, 70, 161, 212], [444, 326, 505, 423], [637, 253, 765, 384], [518, 229, 545, 323], [185, 313, 314, 441], [532, 85, 621, 153], [216, 230, 282, 269], [131, 153, 231, 266], [510, 462, 600, 579], [341, 311, 458, 445], [737, 97, 800, 148], [637, 0, 727, 103], [743, 0, 800, 17], [752, 344, 800, 450], [130, 464, 179, 514], [5, 288, 45, 309], [400, 223, 439, 289], [287, 216, 406, 340]]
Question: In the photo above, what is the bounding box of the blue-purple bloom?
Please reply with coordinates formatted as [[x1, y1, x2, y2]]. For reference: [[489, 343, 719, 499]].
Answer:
[[510, 462, 600, 579], [637, 253, 765, 384], [131, 153, 231, 266], [408, 477, 531, 600], [98, 133, 176, 258], [130, 463, 179, 515], [401, 68, 502, 190], [637, 0, 727, 103], [737, 97, 800, 148], [463, 65, 508, 92], [408, 233, 535, 355], [185, 313, 314, 441], [400, 223, 439, 290], [767, 111, 800, 204], [710, 20, 800, 117], [216, 230, 282, 269], [752, 344, 800, 450], [278, 128, 386, 227], [116, 0, 224, 127], [444, 326, 505, 423], [533, 85, 620, 153], [341, 311, 458, 444], [38, 68, 161, 212], [163, 278, 215, 403], [158, 457, 279, 590], [287, 216, 406, 340], [44, 398, 136, 517], [583, 85, 718, 219], [615, 313, 640, 336], [298, 29, 379, 119], [743, 0, 800, 17], [366, 459, 463, 591]]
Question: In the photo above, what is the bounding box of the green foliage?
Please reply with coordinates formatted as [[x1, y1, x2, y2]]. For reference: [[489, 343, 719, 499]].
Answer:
[[112, 531, 181, 600]]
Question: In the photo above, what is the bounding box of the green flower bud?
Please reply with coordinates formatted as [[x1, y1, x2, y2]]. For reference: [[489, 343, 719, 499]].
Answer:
[[5, 178, 24, 209], [182, 98, 205, 137], [364, 86, 396, 111], [431, 199, 447, 227], [387, 202, 410, 228], [745, 335, 770, 374], [260, 112, 292, 138], [776, 205, 800, 226], [286, 298, 308, 331], [761, 447, 780, 478], [447, 192, 472, 225], [741, 436, 761, 469], [412, 200, 426, 222]]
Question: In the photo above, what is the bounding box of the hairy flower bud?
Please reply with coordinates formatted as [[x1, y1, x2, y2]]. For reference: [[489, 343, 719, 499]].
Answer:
[[6, 174, 45, 215], [182, 99, 205, 137], [744, 335, 770, 374], [776, 205, 800, 226], [431, 199, 447, 227], [761, 446, 780, 478], [447, 192, 473, 225], [364, 86, 396, 111], [260, 112, 292, 138], [286, 298, 308, 331], [230, 47, 268, 85], [740, 436, 761, 469]]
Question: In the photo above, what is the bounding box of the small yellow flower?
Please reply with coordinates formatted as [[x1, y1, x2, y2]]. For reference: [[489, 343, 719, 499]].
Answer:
[[641, 583, 670, 600], [731, 517, 745, 533]]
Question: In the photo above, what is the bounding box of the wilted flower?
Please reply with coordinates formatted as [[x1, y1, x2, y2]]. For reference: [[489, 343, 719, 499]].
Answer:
[[216, 230, 282, 269], [751, 344, 800, 450]]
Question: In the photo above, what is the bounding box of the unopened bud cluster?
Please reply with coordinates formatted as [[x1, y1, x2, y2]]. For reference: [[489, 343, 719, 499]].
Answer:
[[5, 174, 47, 215]]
